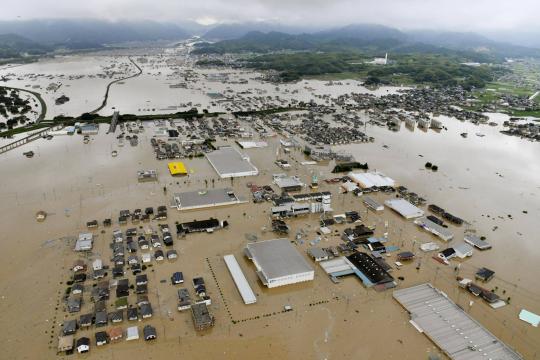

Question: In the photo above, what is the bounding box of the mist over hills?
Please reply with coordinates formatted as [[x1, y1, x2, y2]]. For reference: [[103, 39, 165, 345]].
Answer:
[[1, 19, 539, 60]]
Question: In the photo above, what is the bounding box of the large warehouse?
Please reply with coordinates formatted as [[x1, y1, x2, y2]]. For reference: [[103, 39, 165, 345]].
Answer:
[[206, 146, 259, 178], [245, 239, 314, 288], [173, 188, 246, 210], [394, 283, 522, 360]]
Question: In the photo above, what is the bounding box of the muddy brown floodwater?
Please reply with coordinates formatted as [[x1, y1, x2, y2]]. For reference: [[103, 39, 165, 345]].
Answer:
[[0, 115, 539, 360]]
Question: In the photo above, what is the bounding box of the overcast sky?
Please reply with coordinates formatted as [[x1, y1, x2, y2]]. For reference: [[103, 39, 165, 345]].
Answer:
[[1, 0, 539, 33]]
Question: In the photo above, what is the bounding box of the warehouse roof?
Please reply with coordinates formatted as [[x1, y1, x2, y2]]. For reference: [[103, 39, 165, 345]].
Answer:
[[349, 171, 396, 188], [393, 283, 522, 360], [414, 217, 454, 241], [173, 188, 245, 210], [385, 199, 424, 219], [245, 239, 313, 281], [206, 146, 258, 178], [223, 254, 257, 304]]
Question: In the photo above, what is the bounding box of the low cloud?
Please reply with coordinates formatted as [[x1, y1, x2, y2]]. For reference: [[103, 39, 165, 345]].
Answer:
[[2, 0, 539, 33]]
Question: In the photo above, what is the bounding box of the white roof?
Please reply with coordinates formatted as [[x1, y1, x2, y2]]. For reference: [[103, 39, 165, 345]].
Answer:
[[223, 255, 257, 305], [341, 181, 359, 192], [237, 141, 268, 149], [273, 175, 304, 189], [92, 259, 103, 270], [126, 326, 139, 340], [519, 309, 540, 327], [349, 172, 395, 188], [385, 199, 424, 219], [420, 242, 440, 252], [453, 243, 473, 258], [206, 146, 259, 178], [246, 239, 313, 281], [75, 233, 93, 251]]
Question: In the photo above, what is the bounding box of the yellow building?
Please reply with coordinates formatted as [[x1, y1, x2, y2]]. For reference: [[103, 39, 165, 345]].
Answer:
[[168, 162, 187, 176]]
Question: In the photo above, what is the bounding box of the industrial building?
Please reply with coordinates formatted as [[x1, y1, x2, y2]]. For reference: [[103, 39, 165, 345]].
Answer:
[[173, 188, 246, 211], [385, 199, 424, 219], [349, 171, 396, 189], [206, 146, 259, 178], [393, 283, 522, 360], [223, 255, 257, 304], [245, 239, 314, 288], [273, 174, 304, 192], [363, 196, 384, 211], [414, 217, 454, 241], [464, 234, 492, 250]]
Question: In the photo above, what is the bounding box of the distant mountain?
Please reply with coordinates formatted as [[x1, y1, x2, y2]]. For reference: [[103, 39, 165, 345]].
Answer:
[[316, 24, 407, 42], [0, 33, 50, 59], [202, 22, 315, 41], [0, 19, 191, 47], [407, 30, 540, 58], [194, 23, 540, 60]]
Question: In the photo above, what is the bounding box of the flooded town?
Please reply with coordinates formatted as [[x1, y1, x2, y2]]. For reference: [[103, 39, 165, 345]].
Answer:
[[1, 5, 540, 360]]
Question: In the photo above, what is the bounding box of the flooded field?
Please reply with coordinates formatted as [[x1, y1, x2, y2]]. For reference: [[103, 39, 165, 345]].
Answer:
[[0, 50, 539, 360]]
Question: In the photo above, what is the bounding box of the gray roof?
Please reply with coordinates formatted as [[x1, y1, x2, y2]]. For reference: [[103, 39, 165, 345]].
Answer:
[[308, 247, 328, 259], [206, 146, 258, 178], [464, 234, 492, 250], [246, 239, 314, 281], [274, 176, 303, 189], [415, 217, 454, 241], [173, 188, 243, 210], [393, 283, 522, 360]]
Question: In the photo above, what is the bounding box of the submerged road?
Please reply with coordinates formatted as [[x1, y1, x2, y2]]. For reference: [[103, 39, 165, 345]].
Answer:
[[89, 56, 142, 114]]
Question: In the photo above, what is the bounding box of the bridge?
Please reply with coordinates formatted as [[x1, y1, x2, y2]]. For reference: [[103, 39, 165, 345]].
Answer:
[[0, 125, 63, 155]]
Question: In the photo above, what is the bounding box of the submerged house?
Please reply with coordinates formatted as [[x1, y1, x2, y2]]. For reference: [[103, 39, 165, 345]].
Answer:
[[191, 302, 215, 331]]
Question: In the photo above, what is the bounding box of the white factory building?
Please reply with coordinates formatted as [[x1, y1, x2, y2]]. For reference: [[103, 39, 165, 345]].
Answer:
[[245, 239, 314, 288]]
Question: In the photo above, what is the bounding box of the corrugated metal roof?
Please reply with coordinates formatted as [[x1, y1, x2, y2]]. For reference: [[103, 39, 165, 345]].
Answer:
[[223, 255, 257, 305], [393, 283, 522, 360], [385, 199, 424, 219]]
